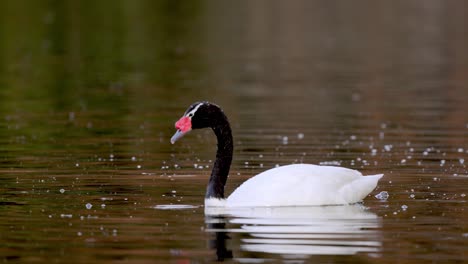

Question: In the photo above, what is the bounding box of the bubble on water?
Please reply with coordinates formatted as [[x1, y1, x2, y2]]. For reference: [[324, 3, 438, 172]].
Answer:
[[351, 93, 361, 101], [440, 160, 445, 166], [461, 193, 466, 198], [131, 156, 136, 161], [75, 163, 79, 167], [69, 112, 75, 121], [350, 135, 357, 140], [59, 188, 65, 194], [137, 165, 141, 169], [275, 164, 280, 168], [371, 149, 377, 156], [282, 136, 288, 145], [259, 163, 264, 168], [101, 204, 106, 208], [171, 190, 177, 194], [60, 214, 73, 218], [297, 133, 304, 139], [460, 158, 465, 165], [401, 205, 408, 211], [401, 159, 406, 164], [77, 232, 82, 236], [259, 154, 263, 158], [423, 151, 428, 156], [85, 203, 93, 210], [458, 148, 464, 153], [410, 194, 415, 198], [384, 145, 393, 152], [379, 132, 384, 139], [375, 191, 389, 200], [319, 161, 341, 166], [154, 204, 199, 210]]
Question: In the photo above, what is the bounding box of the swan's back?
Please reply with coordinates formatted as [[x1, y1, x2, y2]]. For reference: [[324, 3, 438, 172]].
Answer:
[[226, 164, 383, 207]]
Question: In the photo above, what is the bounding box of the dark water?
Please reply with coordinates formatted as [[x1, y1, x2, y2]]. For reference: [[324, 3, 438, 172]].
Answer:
[[1, 1, 467, 263]]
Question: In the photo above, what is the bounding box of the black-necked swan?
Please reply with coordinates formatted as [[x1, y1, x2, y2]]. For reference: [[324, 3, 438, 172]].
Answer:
[[170, 101, 383, 207]]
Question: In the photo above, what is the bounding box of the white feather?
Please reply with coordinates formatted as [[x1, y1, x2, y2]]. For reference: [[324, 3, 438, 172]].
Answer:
[[206, 164, 383, 207]]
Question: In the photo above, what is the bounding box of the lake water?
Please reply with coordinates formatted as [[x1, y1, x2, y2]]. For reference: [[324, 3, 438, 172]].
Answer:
[[0, 1, 467, 263]]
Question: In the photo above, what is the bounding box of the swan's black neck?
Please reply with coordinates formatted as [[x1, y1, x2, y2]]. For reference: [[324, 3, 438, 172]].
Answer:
[[205, 116, 233, 199]]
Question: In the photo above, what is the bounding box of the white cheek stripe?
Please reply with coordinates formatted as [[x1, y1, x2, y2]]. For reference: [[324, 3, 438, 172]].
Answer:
[[186, 102, 204, 119]]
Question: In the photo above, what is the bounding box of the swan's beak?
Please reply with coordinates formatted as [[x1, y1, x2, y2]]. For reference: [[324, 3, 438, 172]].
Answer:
[[171, 116, 192, 144], [170, 129, 188, 144]]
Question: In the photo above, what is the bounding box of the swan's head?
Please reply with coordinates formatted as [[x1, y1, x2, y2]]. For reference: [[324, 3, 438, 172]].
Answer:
[[171, 101, 223, 144]]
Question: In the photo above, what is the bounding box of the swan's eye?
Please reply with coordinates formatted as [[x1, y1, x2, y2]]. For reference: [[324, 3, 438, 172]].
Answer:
[[188, 113, 194, 118]]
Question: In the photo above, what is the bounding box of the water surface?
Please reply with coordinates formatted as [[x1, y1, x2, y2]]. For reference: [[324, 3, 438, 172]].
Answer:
[[0, 1, 467, 263]]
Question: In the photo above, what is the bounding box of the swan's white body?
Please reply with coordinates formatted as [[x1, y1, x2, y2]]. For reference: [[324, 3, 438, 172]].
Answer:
[[205, 164, 383, 207]]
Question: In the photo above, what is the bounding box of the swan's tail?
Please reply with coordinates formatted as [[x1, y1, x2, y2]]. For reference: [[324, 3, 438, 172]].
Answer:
[[340, 174, 384, 204]]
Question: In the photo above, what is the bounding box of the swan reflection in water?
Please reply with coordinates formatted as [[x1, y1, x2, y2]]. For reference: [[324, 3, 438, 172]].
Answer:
[[205, 204, 382, 260]]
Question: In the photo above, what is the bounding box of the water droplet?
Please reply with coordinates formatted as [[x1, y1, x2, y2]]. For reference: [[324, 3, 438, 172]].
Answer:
[[350, 135, 357, 140], [85, 203, 93, 210], [375, 191, 389, 200], [59, 188, 65, 194], [401, 205, 408, 211], [379, 132, 384, 139], [297, 133, 304, 139]]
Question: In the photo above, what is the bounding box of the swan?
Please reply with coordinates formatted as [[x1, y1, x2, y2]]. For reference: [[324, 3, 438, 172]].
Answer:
[[170, 101, 383, 207]]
